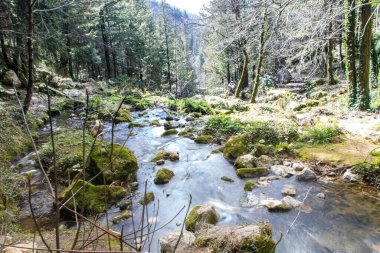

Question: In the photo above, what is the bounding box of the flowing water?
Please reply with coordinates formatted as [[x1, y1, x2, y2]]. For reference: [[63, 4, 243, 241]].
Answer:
[[15, 108, 380, 252]]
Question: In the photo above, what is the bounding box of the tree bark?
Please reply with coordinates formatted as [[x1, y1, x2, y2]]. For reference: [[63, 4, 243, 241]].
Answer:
[[234, 48, 248, 98], [344, 0, 358, 107], [23, 0, 34, 113], [357, 0, 373, 110], [251, 5, 268, 103], [371, 37, 378, 88], [100, 8, 111, 79], [162, 1, 171, 92], [327, 1, 335, 85]]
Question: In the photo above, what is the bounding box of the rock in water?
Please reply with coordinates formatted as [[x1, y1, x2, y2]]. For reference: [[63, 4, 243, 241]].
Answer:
[[195, 223, 275, 252], [296, 168, 317, 181], [343, 169, 360, 182], [262, 199, 293, 212], [236, 168, 270, 178], [185, 204, 218, 232], [281, 185, 297, 196], [270, 165, 294, 177], [234, 154, 256, 169], [154, 168, 175, 184], [159, 231, 196, 253]]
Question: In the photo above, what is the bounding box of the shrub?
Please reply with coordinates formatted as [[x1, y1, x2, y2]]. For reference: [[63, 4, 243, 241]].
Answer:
[[204, 116, 246, 137], [353, 164, 380, 188], [304, 124, 342, 144]]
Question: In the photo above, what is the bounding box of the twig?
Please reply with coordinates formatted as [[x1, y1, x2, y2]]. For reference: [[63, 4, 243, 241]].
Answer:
[[173, 194, 192, 253], [286, 187, 313, 235]]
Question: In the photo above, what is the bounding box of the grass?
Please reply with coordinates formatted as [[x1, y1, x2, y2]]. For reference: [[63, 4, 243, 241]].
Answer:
[[304, 124, 343, 144]]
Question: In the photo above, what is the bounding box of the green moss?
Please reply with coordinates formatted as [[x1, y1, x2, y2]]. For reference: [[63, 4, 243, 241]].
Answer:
[[240, 234, 276, 253], [221, 176, 234, 183], [162, 129, 178, 136], [151, 120, 161, 126], [154, 168, 175, 184], [115, 109, 132, 123], [223, 134, 252, 161], [128, 122, 144, 128], [185, 205, 218, 233], [195, 135, 213, 144], [179, 131, 195, 139], [252, 143, 274, 157], [139, 192, 155, 205], [244, 180, 257, 191], [151, 151, 179, 162], [236, 168, 269, 179], [112, 210, 132, 224], [88, 143, 138, 184], [58, 180, 125, 214]]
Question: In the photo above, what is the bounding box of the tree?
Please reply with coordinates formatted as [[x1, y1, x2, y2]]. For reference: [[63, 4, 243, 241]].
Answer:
[[357, 0, 373, 110]]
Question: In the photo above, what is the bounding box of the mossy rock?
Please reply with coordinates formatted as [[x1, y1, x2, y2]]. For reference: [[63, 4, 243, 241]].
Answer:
[[252, 143, 274, 157], [185, 205, 218, 233], [117, 199, 132, 211], [244, 180, 257, 191], [58, 180, 125, 214], [234, 154, 256, 169], [236, 168, 269, 179], [151, 120, 161, 126], [128, 122, 144, 128], [221, 176, 234, 183], [223, 133, 252, 161], [151, 151, 179, 162], [112, 210, 132, 224], [179, 131, 195, 139], [139, 192, 155, 205], [88, 143, 138, 184], [162, 129, 178, 136], [194, 223, 275, 253], [195, 135, 213, 144], [154, 168, 175, 184], [115, 109, 132, 123]]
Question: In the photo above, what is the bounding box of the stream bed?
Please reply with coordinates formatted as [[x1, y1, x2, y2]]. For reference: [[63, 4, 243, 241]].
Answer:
[[15, 108, 380, 253]]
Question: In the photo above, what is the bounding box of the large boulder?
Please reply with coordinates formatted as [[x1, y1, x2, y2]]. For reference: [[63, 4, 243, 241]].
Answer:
[[223, 133, 252, 161], [255, 155, 274, 169], [58, 180, 125, 214], [195, 223, 275, 253], [2, 70, 21, 88], [159, 231, 196, 253], [151, 150, 179, 162], [234, 154, 256, 169], [185, 204, 218, 232], [88, 143, 138, 184]]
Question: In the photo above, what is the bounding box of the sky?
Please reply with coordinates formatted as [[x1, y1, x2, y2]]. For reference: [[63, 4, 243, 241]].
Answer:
[[165, 0, 210, 14]]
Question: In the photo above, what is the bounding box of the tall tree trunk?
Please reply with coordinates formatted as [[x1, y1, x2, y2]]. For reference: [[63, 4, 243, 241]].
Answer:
[[327, 1, 335, 85], [23, 0, 34, 113], [162, 1, 171, 91], [251, 5, 268, 103], [371, 37, 378, 88], [227, 62, 231, 84], [100, 9, 111, 79], [234, 48, 248, 98], [357, 0, 373, 110], [344, 0, 358, 107]]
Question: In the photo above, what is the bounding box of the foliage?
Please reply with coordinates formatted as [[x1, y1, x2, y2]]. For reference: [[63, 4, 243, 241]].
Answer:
[[166, 98, 214, 115], [204, 116, 246, 137], [303, 124, 343, 144], [353, 163, 380, 188]]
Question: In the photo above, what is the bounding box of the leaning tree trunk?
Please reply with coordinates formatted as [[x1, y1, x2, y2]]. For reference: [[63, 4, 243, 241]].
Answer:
[[234, 48, 248, 98], [23, 0, 34, 113], [357, 0, 373, 110], [251, 6, 268, 103], [344, 0, 358, 107]]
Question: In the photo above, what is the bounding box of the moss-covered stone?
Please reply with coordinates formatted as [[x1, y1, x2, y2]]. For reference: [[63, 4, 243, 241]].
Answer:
[[117, 199, 132, 211], [185, 205, 218, 233], [128, 122, 144, 128], [223, 133, 252, 161], [195, 135, 213, 144], [115, 109, 132, 123], [179, 131, 195, 139], [151, 151, 179, 162], [151, 120, 161, 126], [112, 210, 132, 224], [88, 143, 138, 184], [139, 192, 155, 205], [244, 180, 257, 191], [221, 176, 234, 183], [154, 168, 175, 184], [162, 129, 178, 136], [252, 143, 274, 157], [58, 180, 125, 214], [234, 154, 256, 169], [236, 168, 269, 179]]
